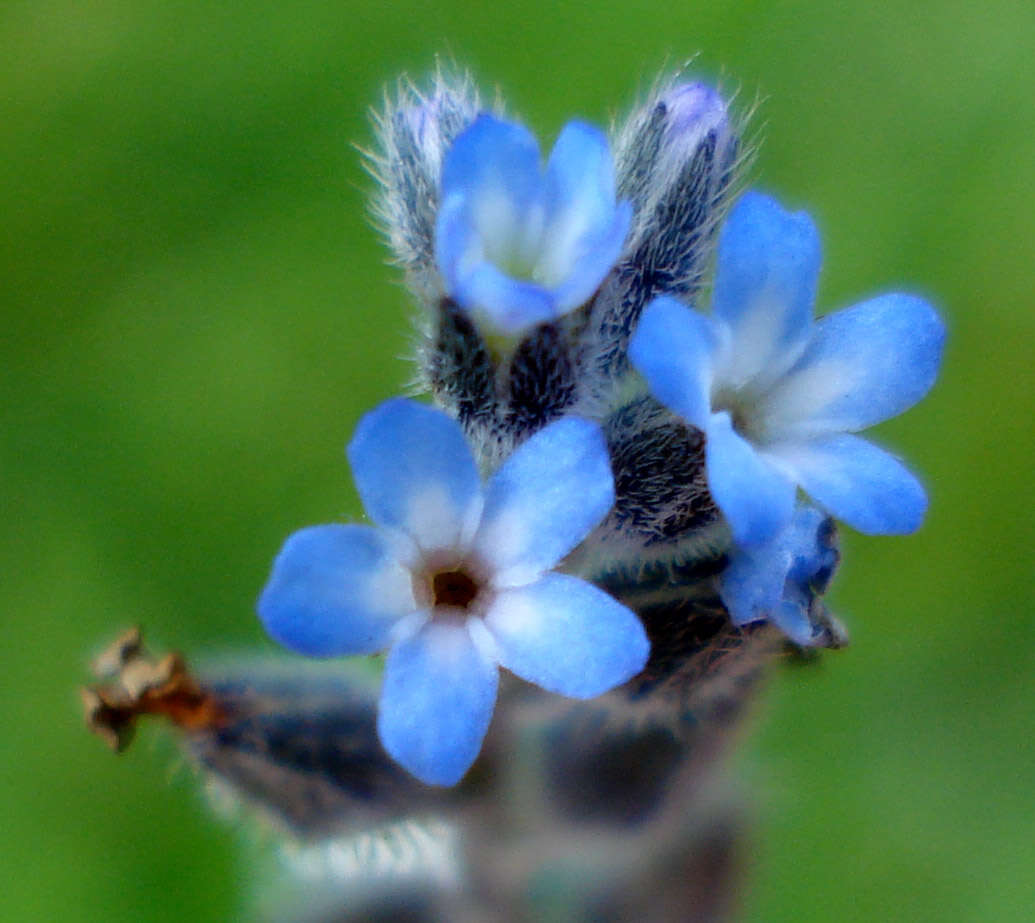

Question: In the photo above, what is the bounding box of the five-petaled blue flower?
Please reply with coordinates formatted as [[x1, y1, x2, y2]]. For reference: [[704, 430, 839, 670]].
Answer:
[[258, 398, 649, 786], [435, 113, 632, 336], [629, 191, 946, 547]]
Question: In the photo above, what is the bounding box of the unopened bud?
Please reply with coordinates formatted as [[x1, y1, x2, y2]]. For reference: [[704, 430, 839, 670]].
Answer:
[[369, 72, 480, 295], [583, 81, 739, 388]]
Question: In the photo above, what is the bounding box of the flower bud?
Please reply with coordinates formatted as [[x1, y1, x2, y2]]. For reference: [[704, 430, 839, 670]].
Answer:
[[616, 82, 735, 252], [583, 81, 739, 386], [370, 72, 480, 298]]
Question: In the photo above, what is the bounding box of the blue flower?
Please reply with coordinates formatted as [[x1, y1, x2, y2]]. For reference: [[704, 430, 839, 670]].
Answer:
[[435, 114, 632, 336], [718, 504, 838, 644], [257, 398, 649, 786], [629, 191, 945, 547]]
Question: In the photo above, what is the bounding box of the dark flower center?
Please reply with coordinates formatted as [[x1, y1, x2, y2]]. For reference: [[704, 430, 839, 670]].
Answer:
[[432, 569, 480, 609]]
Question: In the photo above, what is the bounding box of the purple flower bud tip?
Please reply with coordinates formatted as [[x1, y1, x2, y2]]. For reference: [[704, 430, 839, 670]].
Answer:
[[660, 82, 728, 136]]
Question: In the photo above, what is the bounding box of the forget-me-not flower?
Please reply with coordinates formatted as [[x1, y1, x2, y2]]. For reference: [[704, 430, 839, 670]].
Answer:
[[258, 398, 649, 786], [435, 114, 632, 336], [629, 191, 945, 547]]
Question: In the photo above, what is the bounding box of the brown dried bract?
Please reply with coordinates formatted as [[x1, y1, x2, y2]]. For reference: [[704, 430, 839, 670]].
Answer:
[[82, 627, 224, 752]]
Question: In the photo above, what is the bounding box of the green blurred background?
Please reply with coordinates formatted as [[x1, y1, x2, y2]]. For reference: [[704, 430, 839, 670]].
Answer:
[[3, 0, 1032, 919]]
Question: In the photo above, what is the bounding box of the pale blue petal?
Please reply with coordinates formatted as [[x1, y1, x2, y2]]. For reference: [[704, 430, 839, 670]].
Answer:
[[348, 399, 482, 553], [628, 296, 716, 431], [438, 115, 544, 282], [378, 620, 498, 786], [437, 192, 557, 332], [434, 193, 480, 295], [719, 504, 834, 645], [770, 601, 816, 646], [544, 121, 616, 233], [718, 536, 793, 628], [762, 293, 946, 437], [258, 524, 416, 656], [706, 412, 796, 546], [540, 121, 630, 307], [551, 200, 631, 311], [486, 573, 648, 697], [439, 114, 541, 209], [712, 192, 821, 387], [774, 433, 928, 534], [455, 261, 558, 333], [472, 417, 614, 586]]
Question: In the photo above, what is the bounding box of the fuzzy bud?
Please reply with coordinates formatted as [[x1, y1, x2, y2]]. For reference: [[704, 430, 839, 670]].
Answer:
[[369, 72, 481, 299], [581, 81, 739, 389]]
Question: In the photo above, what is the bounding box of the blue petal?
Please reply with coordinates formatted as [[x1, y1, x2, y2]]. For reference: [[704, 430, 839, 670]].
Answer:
[[711, 192, 821, 388], [434, 192, 481, 295], [436, 194, 556, 332], [706, 412, 796, 546], [719, 504, 834, 644], [628, 296, 716, 431], [762, 293, 946, 437], [436, 115, 545, 293], [550, 199, 631, 312], [770, 601, 816, 646], [544, 121, 616, 232], [718, 534, 793, 628], [454, 260, 558, 333], [774, 433, 928, 534], [486, 572, 649, 697], [258, 524, 416, 656], [439, 114, 541, 211], [540, 121, 630, 307], [347, 399, 482, 553], [472, 417, 614, 586], [378, 620, 498, 786]]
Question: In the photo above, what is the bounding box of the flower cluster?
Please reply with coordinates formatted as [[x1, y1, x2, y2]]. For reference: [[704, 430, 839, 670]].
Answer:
[[259, 71, 944, 786]]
